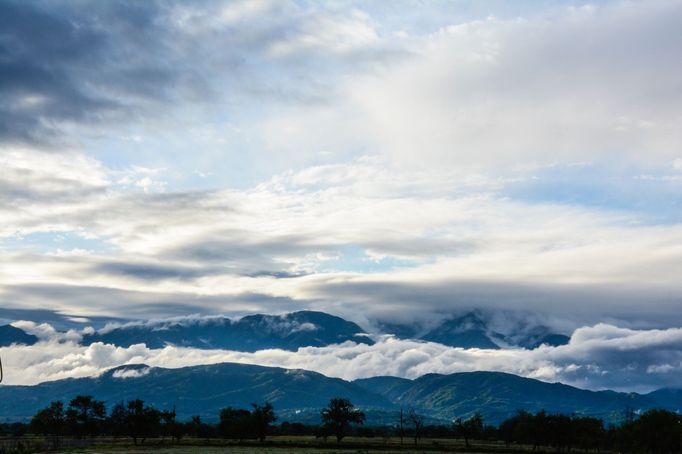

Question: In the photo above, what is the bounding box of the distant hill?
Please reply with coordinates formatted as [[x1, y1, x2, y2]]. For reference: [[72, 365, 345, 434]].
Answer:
[[1, 362, 679, 425], [643, 388, 682, 413], [81, 311, 373, 351], [0, 362, 393, 423], [355, 371, 657, 424], [0, 324, 38, 347]]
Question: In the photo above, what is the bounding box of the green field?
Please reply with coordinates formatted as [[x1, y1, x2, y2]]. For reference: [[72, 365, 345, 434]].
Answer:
[[1, 436, 531, 454]]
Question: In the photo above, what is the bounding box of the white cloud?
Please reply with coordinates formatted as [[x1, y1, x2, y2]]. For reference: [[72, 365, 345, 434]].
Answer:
[[3, 322, 682, 392], [2, 151, 682, 327], [258, 1, 682, 172], [112, 366, 151, 379], [1, 0, 682, 392]]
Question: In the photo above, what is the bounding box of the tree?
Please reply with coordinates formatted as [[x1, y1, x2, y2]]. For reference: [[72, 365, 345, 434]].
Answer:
[[160, 407, 179, 442], [190, 415, 214, 438], [30, 401, 65, 449], [125, 399, 161, 446], [66, 395, 106, 438], [219, 407, 252, 440], [251, 402, 277, 442], [573, 416, 604, 452], [408, 408, 424, 445], [320, 398, 365, 443], [30, 401, 65, 435], [454, 412, 484, 448], [633, 409, 681, 454], [108, 402, 128, 437], [397, 407, 406, 445]]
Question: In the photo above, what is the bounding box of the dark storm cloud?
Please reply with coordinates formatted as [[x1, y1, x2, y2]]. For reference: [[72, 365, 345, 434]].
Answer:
[[0, 307, 127, 330], [94, 262, 212, 281], [0, 283, 312, 320], [0, 0, 400, 147], [0, 0, 176, 144], [307, 277, 682, 330], [246, 270, 309, 279], [167, 235, 327, 263]]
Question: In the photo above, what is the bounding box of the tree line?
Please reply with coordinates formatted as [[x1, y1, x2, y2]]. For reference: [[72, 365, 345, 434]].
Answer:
[[496, 408, 682, 454], [19, 395, 682, 453], [24, 395, 364, 448]]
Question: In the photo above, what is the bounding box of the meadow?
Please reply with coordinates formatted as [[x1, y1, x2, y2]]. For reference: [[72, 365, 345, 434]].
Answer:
[[0, 435, 534, 454]]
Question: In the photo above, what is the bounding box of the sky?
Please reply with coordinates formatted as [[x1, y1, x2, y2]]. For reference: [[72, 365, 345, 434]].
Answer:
[[1, 0, 682, 390]]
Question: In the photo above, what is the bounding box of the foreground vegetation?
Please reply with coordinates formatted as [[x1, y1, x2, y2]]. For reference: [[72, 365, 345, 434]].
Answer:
[[1, 394, 681, 453]]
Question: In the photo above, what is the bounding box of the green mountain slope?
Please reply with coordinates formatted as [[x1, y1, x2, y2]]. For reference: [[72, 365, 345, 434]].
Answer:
[[0, 363, 392, 423], [1, 363, 679, 426], [355, 371, 655, 424]]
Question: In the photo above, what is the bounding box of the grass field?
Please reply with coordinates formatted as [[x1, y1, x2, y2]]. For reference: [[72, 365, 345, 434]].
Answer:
[[48, 436, 530, 454]]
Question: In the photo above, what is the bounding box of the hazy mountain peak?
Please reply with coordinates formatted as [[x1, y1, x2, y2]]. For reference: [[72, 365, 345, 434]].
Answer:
[[0, 324, 39, 347], [80, 310, 373, 351]]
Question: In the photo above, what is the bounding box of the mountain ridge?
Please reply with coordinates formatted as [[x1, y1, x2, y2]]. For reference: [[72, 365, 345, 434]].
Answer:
[[0, 362, 679, 425], [1, 310, 570, 351], [81, 310, 374, 351]]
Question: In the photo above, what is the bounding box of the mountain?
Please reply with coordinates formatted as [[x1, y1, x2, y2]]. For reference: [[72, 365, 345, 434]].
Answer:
[[0, 362, 393, 423], [355, 371, 655, 424], [2, 309, 567, 352], [420, 313, 501, 349], [81, 311, 373, 351], [0, 324, 38, 347], [381, 312, 570, 350], [2, 361, 680, 426], [644, 388, 682, 413], [519, 332, 571, 349]]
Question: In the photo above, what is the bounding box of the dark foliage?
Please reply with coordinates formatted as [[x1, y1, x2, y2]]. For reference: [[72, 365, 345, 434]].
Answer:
[[21, 392, 682, 454], [65, 395, 106, 438], [320, 397, 366, 443], [454, 411, 484, 447]]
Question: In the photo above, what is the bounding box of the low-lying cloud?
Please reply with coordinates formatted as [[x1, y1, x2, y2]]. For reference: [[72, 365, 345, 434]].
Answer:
[[2, 322, 682, 392]]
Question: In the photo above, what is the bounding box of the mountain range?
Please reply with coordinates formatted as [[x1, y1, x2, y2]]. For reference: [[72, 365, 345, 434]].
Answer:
[[0, 310, 569, 351], [0, 361, 679, 425], [80, 311, 373, 351], [379, 312, 569, 350]]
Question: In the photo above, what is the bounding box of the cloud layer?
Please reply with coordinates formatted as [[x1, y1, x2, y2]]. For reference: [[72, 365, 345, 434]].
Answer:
[[2, 153, 682, 328], [3, 322, 682, 393], [1, 0, 682, 389]]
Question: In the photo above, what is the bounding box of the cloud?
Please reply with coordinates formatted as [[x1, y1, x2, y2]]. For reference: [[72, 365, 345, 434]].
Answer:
[[1, 0, 682, 392], [3, 322, 682, 392], [0, 0, 396, 150], [260, 1, 682, 171], [2, 153, 682, 329], [112, 366, 151, 379], [0, 0, 167, 145]]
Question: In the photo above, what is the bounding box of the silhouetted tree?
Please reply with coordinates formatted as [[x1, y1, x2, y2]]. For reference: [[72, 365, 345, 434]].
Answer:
[[65, 395, 106, 438], [397, 407, 406, 445], [190, 415, 214, 439], [160, 407, 179, 441], [454, 412, 484, 448], [125, 399, 161, 445], [30, 401, 65, 449], [573, 416, 604, 452], [219, 407, 252, 439], [108, 402, 128, 437], [251, 402, 277, 441], [30, 401, 65, 435], [320, 398, 365, 443], [408, 408, 424, 445], [633, 409, 681, 454], [498, 411, 610, 452]]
